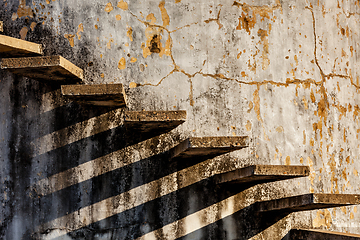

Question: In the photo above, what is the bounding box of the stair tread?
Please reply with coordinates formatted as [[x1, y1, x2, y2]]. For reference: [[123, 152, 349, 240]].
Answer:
[[214, 165, 310, 185], [124, 110, 186, 135], [1, 55, 83, 83], [257, 193, 360, 213], [0, 34, 43, 57], [62, 83, 127, 107], [169, 136, 248, 161], [0, 22, 3, 32]]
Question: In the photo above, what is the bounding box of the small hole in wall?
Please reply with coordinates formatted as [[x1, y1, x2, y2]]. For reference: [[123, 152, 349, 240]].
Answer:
[[149, 34, 161, 53]]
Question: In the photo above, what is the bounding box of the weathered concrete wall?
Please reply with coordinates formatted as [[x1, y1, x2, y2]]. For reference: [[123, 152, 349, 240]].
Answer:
[[1, 0, 360, 239]]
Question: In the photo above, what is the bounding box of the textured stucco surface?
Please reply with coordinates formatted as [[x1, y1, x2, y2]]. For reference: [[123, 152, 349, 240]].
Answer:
[[1, 0, 360, 239]]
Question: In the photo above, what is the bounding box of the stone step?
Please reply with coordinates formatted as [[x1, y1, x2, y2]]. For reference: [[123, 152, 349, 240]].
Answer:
[[169, 136, 248, 161], [257, 193, 360, 213], [0, 34, 43, 57], [0, 21, 3, 32], [287, 229, 360, 239], [214, 165, 310, 185], [124, 110, 186, 135], [61, 84, 127, 107], [0, 56, 83, 83]]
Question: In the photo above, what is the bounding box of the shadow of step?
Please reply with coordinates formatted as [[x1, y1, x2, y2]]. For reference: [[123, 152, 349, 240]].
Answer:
[[1, 55, 83, 83], [214, 165, 310, 186], [0, 34, 43, 57], [284, 228, 360, 240]]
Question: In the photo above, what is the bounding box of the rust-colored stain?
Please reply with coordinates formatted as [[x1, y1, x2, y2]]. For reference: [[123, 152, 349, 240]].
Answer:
[[105, 2, 114, 13], [117, 0, 128, 10], [126, 26, 133, 42], [30, 22, 37, 31], [159, 1, 170, 27], [236, 12, 256, 34], [285, 156, 290, 165], [175, 0, 181, 3], [130, 57, 137, 63], [275, 126, 283, 133], [118, 57, 126, 70], [64, 34, 75, 47], [17, 0, 34, 18], [129, 82, 137, 88], [328, 154, 339, 194], [313, 209, 332, 229], [19, 27, 28, 40], [189, 79, 194, 106], [310, 88, 316, 103], [302, 96, 308, 109], [253, 86, 262, 122], [342, 168, 348, 181], [116, 14, 121, 20], [11, 13, 18, 21], [107, 38, 114, 49], [247, 101, 253, 113], [76, 23, 84, 40], [258, 28, 270, 70], [140, 9, 172, 58], [234, 0, 281, 34], [307, 157, 315, 186], [245, 120, 252, 131]]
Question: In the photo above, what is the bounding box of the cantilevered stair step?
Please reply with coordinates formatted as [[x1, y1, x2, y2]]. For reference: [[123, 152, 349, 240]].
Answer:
[[1, 56, 83, 83], [288, 229, 360, 240], [124, 110, 186, 135], [256, 193, 360, 213], [170, 136, 248, 161], [0, 34, 43, 57], [61, 83, 126, 107], [214, 165, 310, 185], [0, 22, 3, 32]]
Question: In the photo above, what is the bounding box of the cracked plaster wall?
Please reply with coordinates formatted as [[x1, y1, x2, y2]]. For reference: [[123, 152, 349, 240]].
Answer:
[[1, 0, 360, 239]]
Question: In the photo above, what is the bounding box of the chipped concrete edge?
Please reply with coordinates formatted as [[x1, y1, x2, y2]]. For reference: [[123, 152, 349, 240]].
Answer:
[[188, 136, 249, 148], [254, 165, 310, 176], [1, 55, 61, 69], [61, 83, 125, 96], [313, 193, 360, 205], [124, 110, 187, 122]]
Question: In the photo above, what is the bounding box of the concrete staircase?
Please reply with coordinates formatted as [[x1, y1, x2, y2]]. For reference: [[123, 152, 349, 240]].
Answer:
[[1, 23, 360, 239]]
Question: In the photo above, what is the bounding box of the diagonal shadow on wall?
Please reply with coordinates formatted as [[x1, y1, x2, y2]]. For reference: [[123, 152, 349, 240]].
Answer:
[[37, 175, 255, 240]]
